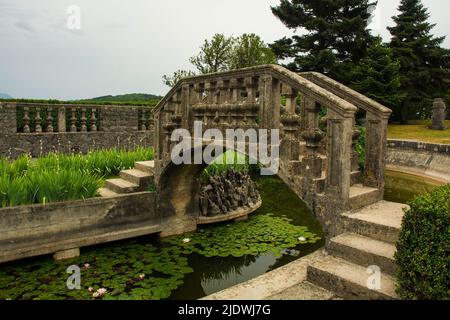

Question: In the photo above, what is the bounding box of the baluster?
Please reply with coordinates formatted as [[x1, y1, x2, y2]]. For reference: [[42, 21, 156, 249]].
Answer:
[[70, 108, 77, 132], [80, 108, 87, 132], [23, 107, 30, 133], [35, 107, 42, 133], [230, 79, 238, 103], [46, 107, 54, 132], [90, 108, 98, 132], [140, 109, 147, 131]]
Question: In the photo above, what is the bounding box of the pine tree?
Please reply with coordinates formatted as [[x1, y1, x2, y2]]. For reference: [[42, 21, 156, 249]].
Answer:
[[388, 0, 450, 123], [351, 37, 406, 111], [271, 0, 376, 83]]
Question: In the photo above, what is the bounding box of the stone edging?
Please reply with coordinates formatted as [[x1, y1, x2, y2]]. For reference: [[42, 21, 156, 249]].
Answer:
[[197, 200, 262, 225], [387, 139, 450, 155], [386, 139, 450, 183]]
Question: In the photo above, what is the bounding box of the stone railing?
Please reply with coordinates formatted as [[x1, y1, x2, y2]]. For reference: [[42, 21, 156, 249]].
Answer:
[[153, 65, 391, 214], [0, 102, 154, 158], [299, 72, 392, 190]]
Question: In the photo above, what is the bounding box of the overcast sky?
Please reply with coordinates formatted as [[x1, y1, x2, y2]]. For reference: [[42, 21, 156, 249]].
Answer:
[[0, 0, 449, 100]]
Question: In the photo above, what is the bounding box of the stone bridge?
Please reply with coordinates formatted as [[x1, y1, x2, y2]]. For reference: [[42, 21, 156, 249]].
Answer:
[[149, 64, 392, 239]]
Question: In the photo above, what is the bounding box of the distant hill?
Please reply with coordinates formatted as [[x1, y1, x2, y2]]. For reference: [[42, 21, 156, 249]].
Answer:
[[79, 93, 162, 105], [0, 93, 12, 99], [0, 93, 162, 107]]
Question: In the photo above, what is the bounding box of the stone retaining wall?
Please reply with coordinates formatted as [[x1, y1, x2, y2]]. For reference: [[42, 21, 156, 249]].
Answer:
[[386, 139, 450, 182], [0, 192, 160, 264]]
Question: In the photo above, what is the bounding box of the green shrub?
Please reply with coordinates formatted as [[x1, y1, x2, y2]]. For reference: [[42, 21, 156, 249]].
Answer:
[[395, 184, 450, 300]]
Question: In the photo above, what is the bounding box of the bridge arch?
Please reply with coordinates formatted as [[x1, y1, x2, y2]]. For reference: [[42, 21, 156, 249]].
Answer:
[[152, 65, 392, 240], [157, 143, 262, 237]]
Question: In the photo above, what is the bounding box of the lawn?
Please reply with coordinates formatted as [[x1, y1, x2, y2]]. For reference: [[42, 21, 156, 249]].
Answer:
[[388, 120, 450, 144]]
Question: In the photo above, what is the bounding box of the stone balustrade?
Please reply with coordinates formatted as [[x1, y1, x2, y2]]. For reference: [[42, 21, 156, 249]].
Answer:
[[0, 102, 154, 158]]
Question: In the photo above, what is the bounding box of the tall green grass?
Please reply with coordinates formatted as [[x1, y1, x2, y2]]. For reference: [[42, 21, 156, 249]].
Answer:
[[0, 148, 154, 208]]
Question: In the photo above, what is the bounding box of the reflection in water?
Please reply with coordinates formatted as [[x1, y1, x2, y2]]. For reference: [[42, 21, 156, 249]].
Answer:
[[384, 170, 445, 203]]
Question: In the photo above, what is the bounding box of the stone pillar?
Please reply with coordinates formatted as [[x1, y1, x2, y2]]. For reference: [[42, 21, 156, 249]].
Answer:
[[259, 75, 281, 130], [326, 109, 354, 201], [0, 103, 17, 134], [364, 112, 389, 190], [58, 107, 66, 132], [430, 98, 447, 130], [181, 84, 190, 129]]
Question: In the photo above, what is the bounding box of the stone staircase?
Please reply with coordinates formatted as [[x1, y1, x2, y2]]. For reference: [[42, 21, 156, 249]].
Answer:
[[98, 161, 155, 197], [306, 200, 408, 300]]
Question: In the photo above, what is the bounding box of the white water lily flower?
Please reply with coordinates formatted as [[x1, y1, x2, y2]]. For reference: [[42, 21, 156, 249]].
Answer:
[[93, 288, 107, 298], [87, 287, 94, 293], [139, 274, 145, 280], [298, 237, 306, 242], [97, 288, 107, 295], [182, 238, 191, 243]]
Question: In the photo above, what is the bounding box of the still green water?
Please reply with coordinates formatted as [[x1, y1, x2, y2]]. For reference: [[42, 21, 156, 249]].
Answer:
[[384, 170, 445, 203], [0, 171, 440, 300], [0, 176, 323, 300]]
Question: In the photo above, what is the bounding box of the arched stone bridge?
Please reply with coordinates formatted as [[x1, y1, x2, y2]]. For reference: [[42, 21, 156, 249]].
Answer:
[[151, 64, 392, 239]]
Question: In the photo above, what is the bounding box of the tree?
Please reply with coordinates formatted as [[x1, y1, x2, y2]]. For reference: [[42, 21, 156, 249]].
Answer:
[[189, 34, 235, 74], [388, 0, 450, 123], [270, 0, 376, 83], [350, 37, 406, 112], [162, 70, 196, 88], [163, 34, 277, 87], [230, 34, 277, 69]]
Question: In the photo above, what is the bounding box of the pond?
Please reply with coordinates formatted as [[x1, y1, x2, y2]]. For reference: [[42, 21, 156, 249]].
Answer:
[[0, 170, 442, 300], [0, 175, 323, 300], [384, 170, 445, 203]]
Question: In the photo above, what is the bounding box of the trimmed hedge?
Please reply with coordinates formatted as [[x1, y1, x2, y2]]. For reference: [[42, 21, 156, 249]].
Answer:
[[395, 184, 450, 300]]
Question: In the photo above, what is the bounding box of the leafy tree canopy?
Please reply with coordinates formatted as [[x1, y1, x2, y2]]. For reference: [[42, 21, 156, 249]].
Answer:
[[163, 34, 277, 87], [270, 0, 376, 83]]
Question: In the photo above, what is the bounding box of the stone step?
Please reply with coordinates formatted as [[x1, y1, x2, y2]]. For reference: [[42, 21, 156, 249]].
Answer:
[[135, 161, 155, 175], [342, 200, 407, 244], [349, 184, 380, 211], [267, 281, 340, 300], [328, 233, 397, 276], [105, 178, 139, 194], [98, 187, 119, 198], [120, 169, 154, 190], [307, 254, 398, 300]]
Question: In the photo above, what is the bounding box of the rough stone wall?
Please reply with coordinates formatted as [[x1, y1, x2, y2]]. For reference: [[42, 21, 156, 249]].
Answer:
[[100, 106, 140, 131]]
